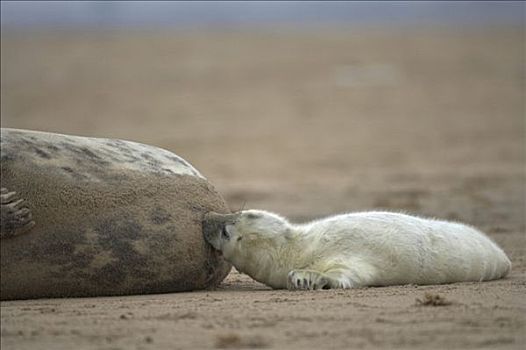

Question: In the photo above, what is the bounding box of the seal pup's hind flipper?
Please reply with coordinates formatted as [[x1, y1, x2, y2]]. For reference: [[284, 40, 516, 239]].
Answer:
[[1, 188, 35, 238]]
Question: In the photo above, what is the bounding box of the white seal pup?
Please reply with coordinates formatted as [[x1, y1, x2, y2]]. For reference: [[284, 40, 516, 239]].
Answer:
[[203, 210, 511, 290]]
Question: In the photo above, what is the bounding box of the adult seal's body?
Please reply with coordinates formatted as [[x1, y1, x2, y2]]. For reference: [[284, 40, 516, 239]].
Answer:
[[0, 128, 231, 300], [203, 210, 511, 290]]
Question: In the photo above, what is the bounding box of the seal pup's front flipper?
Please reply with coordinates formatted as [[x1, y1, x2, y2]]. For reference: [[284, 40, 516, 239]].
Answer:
[[1, 188, 35, 238], [287, 270, 332, 290], [287, 262, 375, 290]]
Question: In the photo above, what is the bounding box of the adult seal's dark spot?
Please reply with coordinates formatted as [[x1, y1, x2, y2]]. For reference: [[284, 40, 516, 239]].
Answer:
[[0, 128, 231, 300], [150, 207, 172, 225]]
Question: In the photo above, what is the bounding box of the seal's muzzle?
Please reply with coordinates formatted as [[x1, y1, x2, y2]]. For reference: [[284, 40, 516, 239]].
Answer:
[[202, 212, 239, 250]]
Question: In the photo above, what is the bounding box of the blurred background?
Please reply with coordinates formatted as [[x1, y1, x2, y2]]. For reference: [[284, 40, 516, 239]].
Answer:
[[1, 1, 524, 229]]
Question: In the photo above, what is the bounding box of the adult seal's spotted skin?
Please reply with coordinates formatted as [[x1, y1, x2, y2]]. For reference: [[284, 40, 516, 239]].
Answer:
[[203, 210, 511, 290], [0, 128, 231, 300]]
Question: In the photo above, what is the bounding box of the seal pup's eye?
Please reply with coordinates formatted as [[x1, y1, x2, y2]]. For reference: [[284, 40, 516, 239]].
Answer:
[[246, 213, 261, 220], [221, 226, 230, 240]]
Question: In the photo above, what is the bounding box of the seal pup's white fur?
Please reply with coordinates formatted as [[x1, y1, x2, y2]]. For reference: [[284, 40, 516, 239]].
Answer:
[[203, 210, 511, 290]]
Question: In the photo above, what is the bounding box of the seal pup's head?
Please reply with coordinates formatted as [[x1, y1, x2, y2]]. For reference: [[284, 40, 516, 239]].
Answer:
[[202, 210, 293, 283]]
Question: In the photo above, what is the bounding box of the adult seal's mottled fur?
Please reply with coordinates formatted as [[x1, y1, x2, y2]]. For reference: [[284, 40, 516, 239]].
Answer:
[[0, 128, 231, 300]]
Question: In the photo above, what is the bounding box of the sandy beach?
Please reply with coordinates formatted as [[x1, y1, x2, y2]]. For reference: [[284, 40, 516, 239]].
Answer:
[[1, 26, 524, 349]]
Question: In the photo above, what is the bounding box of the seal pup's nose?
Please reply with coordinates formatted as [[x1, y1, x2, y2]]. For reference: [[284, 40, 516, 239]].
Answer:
[[202, 212, 224, 245], [202, 212, 239, 249]]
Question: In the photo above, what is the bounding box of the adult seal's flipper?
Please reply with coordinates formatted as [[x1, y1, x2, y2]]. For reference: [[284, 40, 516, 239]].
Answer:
[[1, 188, 35, 238]]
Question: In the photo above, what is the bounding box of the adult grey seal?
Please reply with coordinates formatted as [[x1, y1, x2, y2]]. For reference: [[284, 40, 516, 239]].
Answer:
[[0, 128, 231, 300]]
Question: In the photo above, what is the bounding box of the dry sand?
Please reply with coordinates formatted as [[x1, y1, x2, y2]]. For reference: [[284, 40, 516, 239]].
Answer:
[[1, 26, 525, 349]]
